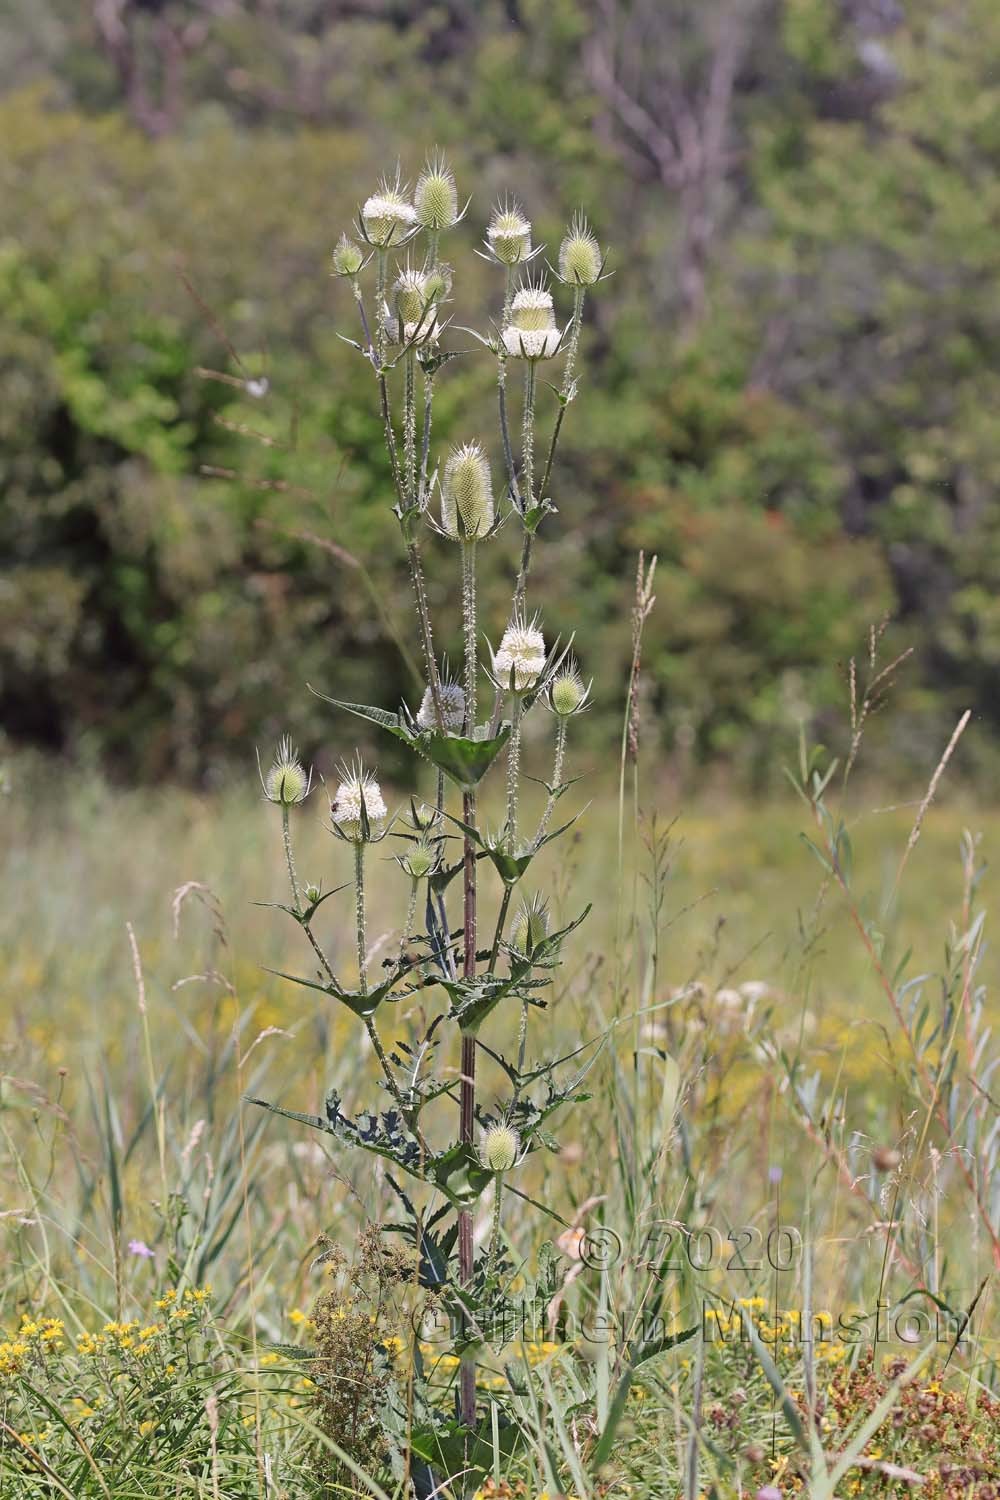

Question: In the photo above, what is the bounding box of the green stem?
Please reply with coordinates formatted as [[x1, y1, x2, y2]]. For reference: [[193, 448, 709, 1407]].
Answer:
[[538, 285, 585, 506], [534, 717, 568, 847], [521, 362, 537, 512], [407, 540, 444, 726], [489, 885, 513, 972], [485, 1178, 504, 1284], [375, 250, 387, 370], [418, 371, 435, 506], [461, 540, 478, 727], [281, 804, 301, 910], [505, 696, 523, 847], [512, 530, 533, 618], [404, 350, 416, 504], [399, 876, 419, 964], [354, 841, 368, 994]]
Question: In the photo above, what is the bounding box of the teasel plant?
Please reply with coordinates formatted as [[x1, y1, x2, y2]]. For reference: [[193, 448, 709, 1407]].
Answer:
[[250, 156, 611, 1456]]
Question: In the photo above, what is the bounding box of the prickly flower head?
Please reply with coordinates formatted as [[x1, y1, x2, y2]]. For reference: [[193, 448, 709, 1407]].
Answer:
[[558, 213, 602, 286], [494, 616, 546, 692], [510, 894, 550, 955], [503, 285, 561, 360], [388, 266, 438, 344], [361, 179, 417, 248], [550, 661, 588, 716], [332, 233, 364, 278], [416, 677, 465, 731], [441, 442, 495, 540], [263, 736, 310, 805], [414, 154, 459, 231], [480, 1123, 521, 1174], [487, 202, 532, 265], [331, 763, 387, 841]]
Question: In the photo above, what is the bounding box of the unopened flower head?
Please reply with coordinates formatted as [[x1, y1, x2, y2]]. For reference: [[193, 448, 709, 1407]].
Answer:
[[550, 661, 588, 716], [487, 202, 532, 265], [494, 615, 546, 692], [416, 677, 465, 731], [361, 178, 417, 248], [263, 737, 310, 805], [441, 442, 495, 540], [503, 285, 560, 359], [480, 1123, 520, 1174], [332, 234, 364, 278], [388, 266, 439, 345], [510, 894, 550, 955], [422, 264, 453, 305], [559, 213, 602, 286], [331, 763, 388, 841], [401, 843, 435, 880], [414, 154, 459, 231]]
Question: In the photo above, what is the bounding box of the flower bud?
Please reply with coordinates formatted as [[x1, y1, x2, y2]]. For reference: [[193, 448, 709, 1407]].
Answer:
[[402, 844, 435, 880], [332, 234, 364, 278], [494, 616, 546, 692], [558, 214, 602, 286], [422, 264, 453, 304], [510, 895, 550, 955], [550, 663, 587, 716], [414, 155, 459, 231], [408, 800, 439, 832], [416, 678, 465, 731], [263, 737, 310, 805], [394, 268, 426, 325], [440, 442, 495, 540], [480, 1123, 520, 1174], [361, 180, 417, 249], [331, 764, 387, 842], [304, 883, 322, 905], [487, 203, 532, 265]]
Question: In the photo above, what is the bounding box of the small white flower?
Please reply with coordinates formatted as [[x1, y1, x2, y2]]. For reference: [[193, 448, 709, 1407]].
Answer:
[[486, 202, 532, 265], [361, 181, 417, 248], [416, 678, 465, 731], [331, 764, 388, 841], [494, 616, 546, 692]]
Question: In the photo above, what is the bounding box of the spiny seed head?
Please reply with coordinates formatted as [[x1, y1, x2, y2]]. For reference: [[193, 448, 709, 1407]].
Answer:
[[393, 267, 427, 324], [417, 678, 466, 731], [550, 662, 587, 716], [494, 615, 546, 691], [331, 764, 387, 842], [422, 264, 453, 304], [481, 1123, 520, 1174], [402, 843, 435, 879], [264, 737, 309, 805], [487, 202, 532, 265], [414, 154, 459, 231], [510, 285, 556, 332], [559, 214, 602, 286], [332, 233, 364, 278], [362, 178, 417, 248], [511, 894, 550, 955], [441, 442, 495, 540]]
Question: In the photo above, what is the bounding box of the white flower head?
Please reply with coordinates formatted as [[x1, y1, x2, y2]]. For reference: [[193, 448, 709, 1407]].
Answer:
[[502, 326, 562, 360], [331, 762, 388, 842], [494, 615, 547, 692], [440, 442, 495, 539], [387, 265, 439, 345], [416, 677, 465, 731], [503, 283, 561, 360], [486, 201, 532, 265], [361, 176, 417, 248]]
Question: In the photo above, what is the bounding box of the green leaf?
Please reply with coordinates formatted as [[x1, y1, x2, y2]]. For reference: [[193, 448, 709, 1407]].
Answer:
[[418, 724, 512, 790]]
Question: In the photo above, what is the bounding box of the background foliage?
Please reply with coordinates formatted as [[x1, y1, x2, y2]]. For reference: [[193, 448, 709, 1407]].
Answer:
[[1, 0, 997, 783]]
